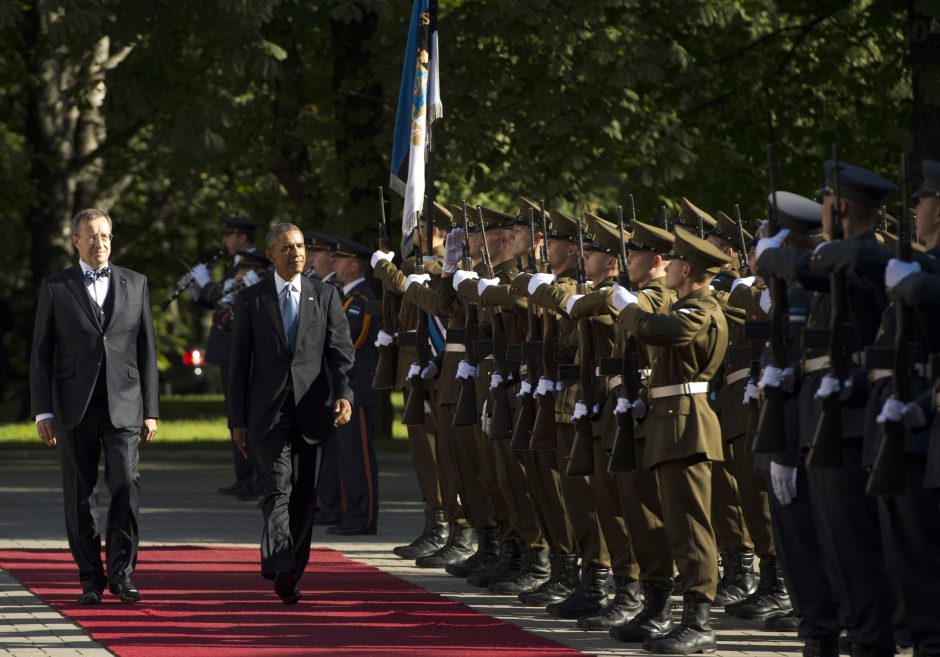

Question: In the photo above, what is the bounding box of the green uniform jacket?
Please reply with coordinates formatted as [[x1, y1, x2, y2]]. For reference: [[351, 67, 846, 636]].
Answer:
[[528, 268, 580, 423], [620, 287, 729, 468]]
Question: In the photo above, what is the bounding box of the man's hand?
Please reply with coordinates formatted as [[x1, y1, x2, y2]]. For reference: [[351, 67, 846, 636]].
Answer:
[[334, 398, 353, 427], [141, 418, 158, 443], [232, 427, 248, 459], [36, 418, 56, 447]]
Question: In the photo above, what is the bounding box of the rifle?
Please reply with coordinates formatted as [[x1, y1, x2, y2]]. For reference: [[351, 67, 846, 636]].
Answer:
[[752, 144, 790, 454], [478, 207, 514, 440], [160, 249, 225, 310], [807, 144, 847, 467], [454, 201, 480, 426], [867, 154, 912, 495], [530, 200, 558, 449], [660, 205, 668, 231], [609, 197, 639, 473], [402, 211, 428, 426], [880, 205, 888, 233], [373, 186, 398, 390], [733, 204, 750, 275], [566, 214, 596, 476], [510, 207, 542, 450]]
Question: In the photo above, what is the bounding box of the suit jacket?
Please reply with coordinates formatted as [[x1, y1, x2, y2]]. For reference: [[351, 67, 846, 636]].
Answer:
[[30, 264, 160, 429], [341, 279, 379, 408], [227, 274, 355, 444]]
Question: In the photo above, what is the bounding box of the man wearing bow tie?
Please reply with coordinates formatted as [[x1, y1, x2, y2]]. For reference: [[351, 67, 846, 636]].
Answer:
[[227, 223, 355, 605], [30, 208, 160, 605]]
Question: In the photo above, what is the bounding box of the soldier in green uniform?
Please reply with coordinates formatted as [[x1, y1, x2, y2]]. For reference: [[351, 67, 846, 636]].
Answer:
[[611, 228, 731, 655]]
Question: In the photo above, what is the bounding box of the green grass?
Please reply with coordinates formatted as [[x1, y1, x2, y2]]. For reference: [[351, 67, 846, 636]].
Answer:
[[0, 392, 410, 450]]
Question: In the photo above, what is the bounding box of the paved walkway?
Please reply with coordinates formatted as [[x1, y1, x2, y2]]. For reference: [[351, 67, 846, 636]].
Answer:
[[0, 450, 803, 656]]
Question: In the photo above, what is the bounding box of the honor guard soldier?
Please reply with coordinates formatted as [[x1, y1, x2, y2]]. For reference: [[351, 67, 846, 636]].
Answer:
[[609, 228, 731, 655], [318, 236, 380, 535], [303, 231, 338, 284]]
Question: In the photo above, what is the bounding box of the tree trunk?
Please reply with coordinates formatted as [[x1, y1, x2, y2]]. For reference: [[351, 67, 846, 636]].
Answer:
[[909, 6, 940, 182]]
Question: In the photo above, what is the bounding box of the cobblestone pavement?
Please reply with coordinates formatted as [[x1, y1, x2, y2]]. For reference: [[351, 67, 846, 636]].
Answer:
[[0, 450, 803, 656]]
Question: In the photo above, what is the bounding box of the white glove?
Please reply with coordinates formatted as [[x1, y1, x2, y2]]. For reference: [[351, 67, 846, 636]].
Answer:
[[185, 281, 201, 302], [759, 365, 793, 391], [877, 397, 927, 429], [630, 398, 647, 420], [421, 361, 439, 380], [770, 461, 798, 506], [572, 401, 588, 420], [885, 258, 921, 289], [517, 380, 532, 397], [190, 263, 211, 288], [565, 294, 584, 316], [222, 278, 237, 292], [743, 380, 760, 404], [374, 329, 394, 347], [613, 397, 631, 416], [481, 400, 491, 436], [478, 277, 500, 296], [730, 276, 756, 293], [242, 270, 261, 287], [610, 284, 638, 312], [755, 228, 790, 261], [443, 229, 464, 273], [527, 272, 556, 295], [455, 360, 478, 380], [371, 249, 394, 269], [815, 373, 853, 401], [405, 273, 430, 290], [534, 377, 555, 397], [407, 362, 421, 379], [218, 292, 236, 307], [759, 288, 772, 314], [452, 269, 479, 290], [490, 372, 504, 390]]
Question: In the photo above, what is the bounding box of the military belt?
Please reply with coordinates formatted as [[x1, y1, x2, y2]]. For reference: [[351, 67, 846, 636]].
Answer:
[[445, 343, 465, 353], [650, 381, 709, 399], [869, 364, 928, 383], [802, 352, 862, 374], [608, 375, 623, 388], [725, 367, 750, 386]]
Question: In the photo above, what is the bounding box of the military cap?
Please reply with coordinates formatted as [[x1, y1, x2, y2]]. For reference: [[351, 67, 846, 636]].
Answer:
[[816, 160, 897, 208], [235, 250, 271, 268], [332, 236, 373, 261], [510, 196, 542, 226], [222, 215, 258, 234], [546, 209, 582, 242], [472, 205, 515, 232], [768, 191, 822, 235], [667, 228, 732, 274], [673, 197, 718, 233], [422, 200, 454, 231], [912, 159, 940, 199], [626, 221, 675, 253], [303, 230, 337, 251], [709, 211, 753, 246], [448, 204, 478, 231], [582, 212, 624, 253]]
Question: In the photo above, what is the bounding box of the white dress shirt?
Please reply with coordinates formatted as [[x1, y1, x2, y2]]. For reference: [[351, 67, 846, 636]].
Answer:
[[341, 277, 366, 297], [274, 271, 302, 307]]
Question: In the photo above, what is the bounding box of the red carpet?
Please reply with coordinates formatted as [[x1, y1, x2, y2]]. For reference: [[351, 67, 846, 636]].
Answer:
[[0, 546, 584, 657]]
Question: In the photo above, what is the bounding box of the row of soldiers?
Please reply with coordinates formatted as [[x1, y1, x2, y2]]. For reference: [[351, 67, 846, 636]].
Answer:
[[370, 155, 940, 656]]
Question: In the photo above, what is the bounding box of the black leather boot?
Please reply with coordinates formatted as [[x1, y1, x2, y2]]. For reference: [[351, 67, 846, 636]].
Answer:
[[713, 548, 757, 606], [546, 563, 610, 619], [484, 541, 526, 588], [609, 581, 674, 643], [519, 553, 579, 606], [488, 547, 550, 594], [445, 527, 498, 577], [393, 508, 448, 559], [724, 557, 792, 621], [848, 644, 895, 657], [577, 576, 642, 630], [764, 608, 800, 631], [802, 633, 840, 657], [645, 592, 716, 654], [467, 541, 516, 587], [414, 523, 474, 568]]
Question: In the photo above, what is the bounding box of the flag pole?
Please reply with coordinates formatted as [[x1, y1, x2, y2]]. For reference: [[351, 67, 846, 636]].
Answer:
[[424, 0, 437, 255]]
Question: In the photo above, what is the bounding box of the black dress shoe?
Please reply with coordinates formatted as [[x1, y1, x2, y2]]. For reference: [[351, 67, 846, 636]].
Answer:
[[76, 590, 102, 605], [313, 514, 342, 526], [274, 570, 301, 605], [328, 524, 377, 536], [109, 579, 142, 603], [218, 481, 252, 495], [237, 482, 264, 501]]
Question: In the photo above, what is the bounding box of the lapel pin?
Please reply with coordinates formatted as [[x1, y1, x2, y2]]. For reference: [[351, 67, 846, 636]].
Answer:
[[308, 297, 314, 301]]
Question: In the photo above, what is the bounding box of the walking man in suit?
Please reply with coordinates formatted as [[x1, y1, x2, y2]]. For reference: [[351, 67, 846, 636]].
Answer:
[[30, 208, 160, 605], [227, 222, 355, 605]]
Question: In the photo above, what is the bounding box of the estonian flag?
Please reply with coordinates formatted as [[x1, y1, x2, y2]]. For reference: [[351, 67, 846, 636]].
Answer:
[[389, 0, 441, 244]]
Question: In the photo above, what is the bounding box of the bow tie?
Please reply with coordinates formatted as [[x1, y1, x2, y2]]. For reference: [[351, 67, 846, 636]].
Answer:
[[84, 267, 111, 282]]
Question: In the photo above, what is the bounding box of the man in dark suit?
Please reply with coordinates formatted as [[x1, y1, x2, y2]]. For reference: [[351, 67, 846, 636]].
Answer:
[[227, 222, 355, 605], [321, 237, 379, 535], [183, 215, 261, 497], [30, 208, 159, 605]]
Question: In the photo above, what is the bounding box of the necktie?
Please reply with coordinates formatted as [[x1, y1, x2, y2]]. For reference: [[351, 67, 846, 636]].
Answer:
[[84, 267, 111, 282], [281, 284, 299, 351]]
